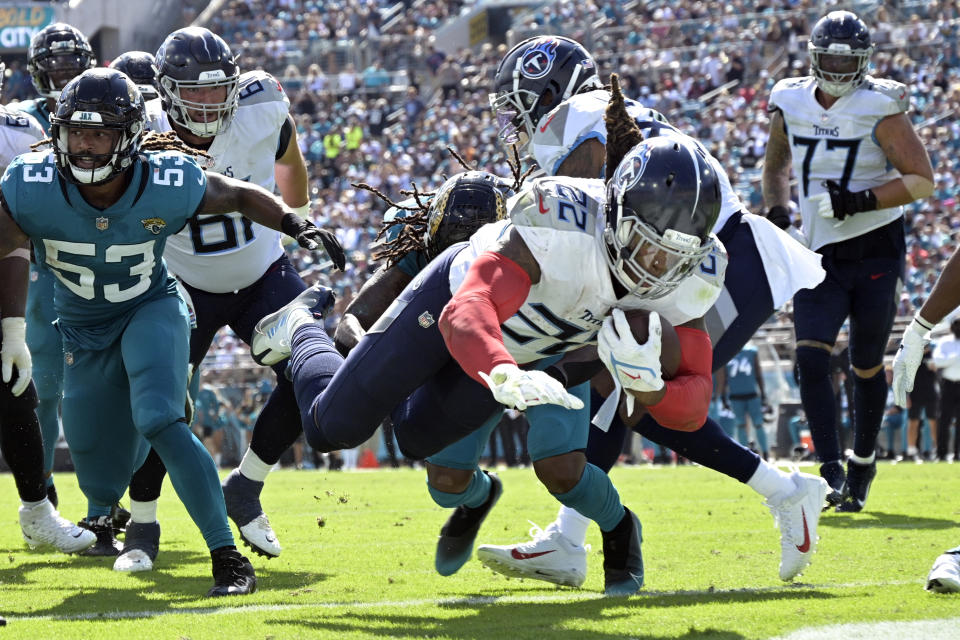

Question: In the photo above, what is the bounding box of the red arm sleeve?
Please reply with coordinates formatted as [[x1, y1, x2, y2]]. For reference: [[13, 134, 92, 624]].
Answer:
[[646, 327, 713, 431], [438, 251, 532, 385]]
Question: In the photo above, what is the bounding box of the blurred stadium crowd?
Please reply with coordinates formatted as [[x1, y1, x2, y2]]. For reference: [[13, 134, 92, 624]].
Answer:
[[5, 0, 959, 466]]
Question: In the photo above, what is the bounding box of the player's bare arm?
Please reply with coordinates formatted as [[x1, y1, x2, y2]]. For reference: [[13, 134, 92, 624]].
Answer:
[[870, 112, 934, 207], [199, 171, 345, 269], [0, 200, 29, 263], [918, 248, 960, 326], [491, 226, 541, 284], [274, 115, 310, 210], [555, 138, 606, 178], [334, 265, 413, 354], [761, 110, 793, 211]]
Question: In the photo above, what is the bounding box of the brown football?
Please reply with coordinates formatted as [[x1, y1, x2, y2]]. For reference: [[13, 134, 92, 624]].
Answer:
[[590, 309, 683, 426]]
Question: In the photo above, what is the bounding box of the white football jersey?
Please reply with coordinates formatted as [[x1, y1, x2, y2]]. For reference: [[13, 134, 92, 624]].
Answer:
[[769, 75, 908, 251], [146, 70, 291, 293], [448, 177, 725, 364], [0, 106, 44, 171], [531, 89, 746, 232]]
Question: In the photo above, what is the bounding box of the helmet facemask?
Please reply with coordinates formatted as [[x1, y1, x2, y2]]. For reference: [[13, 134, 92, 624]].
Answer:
[[160, 70, 239, 138], [809, 44, 872, 97], [602, 200, 714, 300], [52, 117, 143, 185]]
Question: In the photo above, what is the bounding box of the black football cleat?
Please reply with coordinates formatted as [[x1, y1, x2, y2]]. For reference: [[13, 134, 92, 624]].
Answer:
[[111, 502, 131, 534], [435, 471, 502, 576], [207, 546, 257, 597], [601, 508, 644, 596], [113, 521, 161, 572], [836, 460, 877, 513], [819, 461, 846, 509], [78, 516, 122, 556]]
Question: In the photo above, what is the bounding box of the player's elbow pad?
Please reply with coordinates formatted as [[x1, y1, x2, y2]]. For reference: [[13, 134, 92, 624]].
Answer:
[[439, 251, 531, 382], [647, 327, 713, 431]]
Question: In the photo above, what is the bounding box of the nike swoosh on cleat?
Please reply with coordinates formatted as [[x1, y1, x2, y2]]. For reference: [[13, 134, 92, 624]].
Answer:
[[72, 531, 82, 538], [511, 549, 556, 560], [265, 535, 276, 544], [796, 507, 811, 553]]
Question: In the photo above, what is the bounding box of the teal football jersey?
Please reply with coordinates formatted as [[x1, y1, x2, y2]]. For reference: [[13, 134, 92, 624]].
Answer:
[[17, 98, 51, 135], [4, 150, 206, 335], [726, 346, 760, 396]]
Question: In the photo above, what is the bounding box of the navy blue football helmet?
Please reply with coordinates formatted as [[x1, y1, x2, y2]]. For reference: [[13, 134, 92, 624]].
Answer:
[[425, 171, 513, 258], [490, 36, 602, 149], [155, 27, 239, 138], [50, 68, 145, 185], [110, 51, 159, 101], [603, 136, 721, 299], [27, 23, 96, 99], [808, 11, 874, 97]]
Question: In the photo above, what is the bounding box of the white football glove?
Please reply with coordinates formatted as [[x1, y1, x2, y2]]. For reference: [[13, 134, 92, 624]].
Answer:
[[478, 363, 584, 411], [1, 317, 32, 397], [892, 316, 932, 408], [808, 191, 834, 219], [598, 308, 664, 415]]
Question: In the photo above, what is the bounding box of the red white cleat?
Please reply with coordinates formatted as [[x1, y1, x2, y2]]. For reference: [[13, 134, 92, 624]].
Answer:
[[477, 522, 588, 587], [765, 471, 829, 581]]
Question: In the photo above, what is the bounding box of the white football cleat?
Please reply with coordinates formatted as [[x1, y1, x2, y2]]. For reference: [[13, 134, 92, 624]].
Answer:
[[238, 514, 282, 558], [19, 501, 96, 554], [765, 471, 829, 581], [477, 522, 588, 587], [926, 551, 960, 593], [251, 285, 334, 366]]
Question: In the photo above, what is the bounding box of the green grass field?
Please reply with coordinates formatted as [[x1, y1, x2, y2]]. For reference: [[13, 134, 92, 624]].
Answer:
[[2, 461, 959, 639]]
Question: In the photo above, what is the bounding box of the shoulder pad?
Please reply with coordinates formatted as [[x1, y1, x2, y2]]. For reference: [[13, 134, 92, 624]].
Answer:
[[237, 70, 289, 106], [864, 77, 909, 113], [15, 150, 52, 166], [510, 177, 605, 233]]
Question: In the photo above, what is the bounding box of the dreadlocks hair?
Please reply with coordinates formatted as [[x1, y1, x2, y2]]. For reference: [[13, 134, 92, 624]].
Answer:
[[604, 73, 645, 182], [29, 130, 213, 163], [353, 180, 434, 267]]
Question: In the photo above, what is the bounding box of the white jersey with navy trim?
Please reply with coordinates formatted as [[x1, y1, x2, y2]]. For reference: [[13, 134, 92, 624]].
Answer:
[[0, 106, 44, 171], [769, 75, 908, 251], [531, 89, 745, 233], [447, 177, 725, 365], [145, 70, 291, 293]]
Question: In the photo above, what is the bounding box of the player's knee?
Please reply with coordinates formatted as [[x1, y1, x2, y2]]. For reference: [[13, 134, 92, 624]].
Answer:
[[852, 363, 884, 379], [796, 345, 831, 381], [425, 463, 474, 498], [78, 477, 124, 507], [133, 392, 183, 438], [534, 452, 585, 494]]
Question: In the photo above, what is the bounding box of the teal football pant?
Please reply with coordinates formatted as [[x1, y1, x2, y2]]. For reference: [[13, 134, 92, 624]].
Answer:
[[25, 265, 63, 482], [62, 293, 233, 550]]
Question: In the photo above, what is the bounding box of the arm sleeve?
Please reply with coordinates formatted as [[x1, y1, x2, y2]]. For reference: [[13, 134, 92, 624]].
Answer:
[[647, 327, 713, 431], [438, 251, 532, 385]]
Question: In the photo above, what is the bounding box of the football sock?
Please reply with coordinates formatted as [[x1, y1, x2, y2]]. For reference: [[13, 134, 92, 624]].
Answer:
[[747, 460, 795, 498], [853, 369, 886, 459], [148, 422, 233, 551], [129, 447, 166, 502], [249, 373, 303, 465], [427, 468, 491, 509], [554, 504, 590, 547], [849, 452, 875, 466], [582, 388, 625, 473], [130, 499, 158, 524], [36, 393, 60, 478], [1, 398, 46, 502], [636, 415, 761, 482], [238, 449, 272, 483], [288, 323, 344, 433], [552, 463, 624, 532], [796, 346, 841, 462]]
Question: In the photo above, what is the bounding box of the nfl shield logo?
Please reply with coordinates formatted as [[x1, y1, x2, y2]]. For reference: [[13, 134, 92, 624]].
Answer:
[[418, 311, 435, 328], [95, 216, 109, 231], [64, 352, 74, 366]]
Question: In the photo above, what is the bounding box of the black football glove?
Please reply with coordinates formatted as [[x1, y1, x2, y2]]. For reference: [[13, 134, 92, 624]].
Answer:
[[765, 205, 792, 230], [281, 212, 346, 271], [823, 179, 877, 221]]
